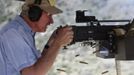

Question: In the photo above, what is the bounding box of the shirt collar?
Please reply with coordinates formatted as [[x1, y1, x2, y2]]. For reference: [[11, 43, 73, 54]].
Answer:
[[14, 15, 35, 36]]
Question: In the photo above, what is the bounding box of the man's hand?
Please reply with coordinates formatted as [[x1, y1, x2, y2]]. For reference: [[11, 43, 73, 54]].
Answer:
[[47, 25, 74, 48]]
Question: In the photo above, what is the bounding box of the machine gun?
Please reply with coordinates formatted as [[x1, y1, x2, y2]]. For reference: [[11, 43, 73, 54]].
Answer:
[[70, 10, 134, 60]]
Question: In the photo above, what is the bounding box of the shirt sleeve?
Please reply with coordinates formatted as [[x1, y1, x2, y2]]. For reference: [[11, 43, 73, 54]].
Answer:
[[1, 29, 39, 72]]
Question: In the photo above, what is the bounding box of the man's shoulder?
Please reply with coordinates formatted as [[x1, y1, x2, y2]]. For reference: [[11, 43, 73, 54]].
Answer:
[[0, 24, 25, 42], [0, 16, 24, 35], [0, 21, 18, 36], [0, 15, 31, 43]]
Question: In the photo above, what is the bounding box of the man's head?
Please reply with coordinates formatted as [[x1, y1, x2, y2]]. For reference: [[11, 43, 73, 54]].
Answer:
[[20, 0, 62, 32], [22, 0, 62, 21]]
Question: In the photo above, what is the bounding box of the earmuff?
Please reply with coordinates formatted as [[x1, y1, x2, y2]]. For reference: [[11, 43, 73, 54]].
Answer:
[[28, 0, 43, 21]]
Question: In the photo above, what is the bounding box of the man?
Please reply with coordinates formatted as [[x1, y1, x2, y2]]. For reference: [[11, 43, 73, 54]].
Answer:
[[0, 0, 74, 75]]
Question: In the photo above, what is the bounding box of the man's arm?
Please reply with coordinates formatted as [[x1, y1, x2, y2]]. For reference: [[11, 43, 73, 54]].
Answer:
[[21, 26, 73, 75], [21, 41, 61, 75]]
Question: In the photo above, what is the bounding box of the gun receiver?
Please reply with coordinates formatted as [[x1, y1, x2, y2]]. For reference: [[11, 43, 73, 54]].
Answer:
[[71, 25, 129, 43]]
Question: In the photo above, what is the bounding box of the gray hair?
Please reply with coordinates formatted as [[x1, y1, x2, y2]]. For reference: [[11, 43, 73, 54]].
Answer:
[[21, 3, 29, 16]]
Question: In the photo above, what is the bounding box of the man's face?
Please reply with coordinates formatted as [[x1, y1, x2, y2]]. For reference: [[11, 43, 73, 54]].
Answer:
[[34, 11, 53, 32]]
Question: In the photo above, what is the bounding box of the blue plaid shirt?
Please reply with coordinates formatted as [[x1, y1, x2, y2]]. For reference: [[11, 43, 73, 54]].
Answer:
[[0, 15, 41, 75]]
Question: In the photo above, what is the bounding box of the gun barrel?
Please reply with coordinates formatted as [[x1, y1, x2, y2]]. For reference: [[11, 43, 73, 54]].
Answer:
[[98, 20, 130, 22]]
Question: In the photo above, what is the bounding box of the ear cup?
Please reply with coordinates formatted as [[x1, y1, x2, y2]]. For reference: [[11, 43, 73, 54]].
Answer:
[[28, 6, 43, 21]]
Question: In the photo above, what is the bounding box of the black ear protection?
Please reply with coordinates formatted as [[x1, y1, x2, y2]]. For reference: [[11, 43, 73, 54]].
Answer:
[[28, 0, 43, 21]]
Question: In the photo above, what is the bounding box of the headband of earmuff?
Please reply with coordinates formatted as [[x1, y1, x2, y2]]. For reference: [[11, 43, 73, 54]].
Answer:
[[28, 0, 43, 21]]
